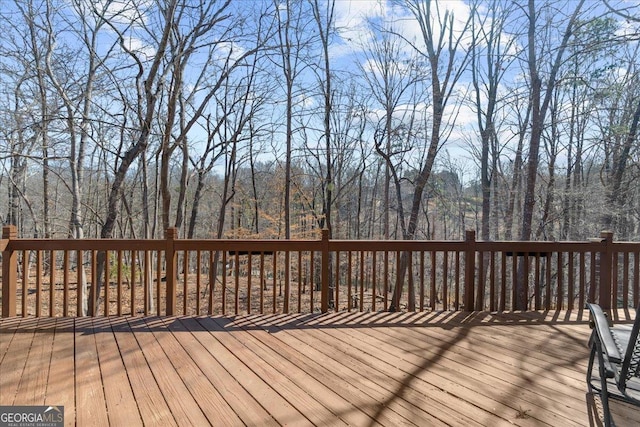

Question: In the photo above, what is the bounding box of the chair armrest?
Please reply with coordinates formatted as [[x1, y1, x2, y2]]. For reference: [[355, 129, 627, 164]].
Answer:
[[586, 303, 623, 363]]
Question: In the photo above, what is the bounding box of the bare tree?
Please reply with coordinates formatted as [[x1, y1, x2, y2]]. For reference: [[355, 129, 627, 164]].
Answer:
[[157, 0, 265, 232], [359, 20, 423, 241], [469, 0, 515, 241], [389, 0, 473, 311], [516, 0, 585, 309]]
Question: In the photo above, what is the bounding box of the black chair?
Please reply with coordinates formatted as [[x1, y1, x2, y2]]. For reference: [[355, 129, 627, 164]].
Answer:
[[586, 303, 640, 426]]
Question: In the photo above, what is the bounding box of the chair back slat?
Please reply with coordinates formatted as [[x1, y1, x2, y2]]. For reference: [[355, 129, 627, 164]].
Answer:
[[621, 306, 640, 388]]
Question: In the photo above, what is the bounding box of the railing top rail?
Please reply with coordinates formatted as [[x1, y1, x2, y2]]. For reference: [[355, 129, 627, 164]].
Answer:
[[175, 239, 323, 252], [6, 237, 640, 251], [8, 239, 166, 251]]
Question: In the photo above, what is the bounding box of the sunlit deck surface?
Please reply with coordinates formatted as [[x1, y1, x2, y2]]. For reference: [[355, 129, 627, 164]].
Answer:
[[2, 310, 640, 426]]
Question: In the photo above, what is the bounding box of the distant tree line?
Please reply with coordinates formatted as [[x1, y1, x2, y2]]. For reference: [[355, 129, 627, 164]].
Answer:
[[1, 0, 639, 245]]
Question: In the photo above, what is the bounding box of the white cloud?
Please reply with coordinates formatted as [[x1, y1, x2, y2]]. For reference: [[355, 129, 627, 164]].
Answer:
[[122, 35, 156, 60], [91, 0, 152, 26]]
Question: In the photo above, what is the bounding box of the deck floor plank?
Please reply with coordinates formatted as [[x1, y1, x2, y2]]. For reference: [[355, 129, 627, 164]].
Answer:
[[113, 317, 177, 426], [364, 320, 590, 416], [195, 316, 314, 426], [274, 317, 514, 427], [74, 317, 110, 427], [128, 317, 210, 426], [13, 321, 55, 405], [93, 317, 143, 427], [336, 320, 582, 426], [174, 317, 280, 427], [1, 310, 639, 427], [152, 317, 244, 426], [266, 312, 514, 425], [44, 318, 76, 425], [237, 314, 461, 426], [387, 327, 582, 424], [0, 317, 20, 365], [206, 316, 361, 426], [0, 318, 37, 406]]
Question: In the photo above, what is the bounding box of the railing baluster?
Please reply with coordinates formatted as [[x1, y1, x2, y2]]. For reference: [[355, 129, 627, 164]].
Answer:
[[347, 251, 352, 311], [456, 251, 462, 311], [419, 252, 425, 312], [510, 253, 517, 311], [545, 253, 552, 310], [359, 251, 365, 312], [117, 250, 123, 316], [247, 252, 253, 315], [372, 251, 377, 312], [51, 250, 56, 317], [196, 250, 202, 315], [283, 252, 289, 314], [556, 252, 563, 310], [579, 252, 586, 310], [335, 252, 340, 311], [234, 251, 240, 315], [272, 252, 277, 314], [131, 250, 137, 316], [568, 252, 574, 311], [21, 250, 27, 317], [489, 251, 496, 311], [144, 250, 150, 316], [105, 250, 110, 317], [383, 251, 389, 311], [534, 253, 541, 311], [208, 251, 215, 315], [260, 252, 265, 314], [297, 251, 302, 313], [589, 251, 597, 303], [90, 250, 96, 316], [156, 250, 162, 316], [309, 251, 312, 313], [443, 251, 449, 311], [63, 250, 70, 316], [36, 250, 42, 317], [183, 250, 189, 316], [76, 250, 83, 317], [623, 252, 630, 308], [430, 251, 436, 311]]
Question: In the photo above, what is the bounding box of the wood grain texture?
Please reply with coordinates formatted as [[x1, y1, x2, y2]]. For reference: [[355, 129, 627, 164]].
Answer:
[[1, 310, 639, 427]]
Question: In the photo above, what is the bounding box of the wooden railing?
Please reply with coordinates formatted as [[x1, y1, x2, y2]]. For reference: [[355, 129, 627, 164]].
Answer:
[[1, 225, 639, 317]]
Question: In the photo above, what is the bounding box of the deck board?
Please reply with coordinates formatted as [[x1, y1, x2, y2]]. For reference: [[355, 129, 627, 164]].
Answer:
[[204, 317, 352, 426], [1, 319, 36, 406], [286, 321, 501, 426], [93, 318, 143, 427], [75, 317, 110, 427], [112, 318, 176, 426], [13, 324, 54, 405], [44, 319, 76, 425], [195, 316, 313, 426], [174, 317, 279, 426], [1, 310, 640, 426], [129, 317, 210, 426], [152, 317, 242, 426]]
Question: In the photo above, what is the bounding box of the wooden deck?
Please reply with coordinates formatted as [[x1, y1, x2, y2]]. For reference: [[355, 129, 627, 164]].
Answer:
[[1, 310, 640, 426]]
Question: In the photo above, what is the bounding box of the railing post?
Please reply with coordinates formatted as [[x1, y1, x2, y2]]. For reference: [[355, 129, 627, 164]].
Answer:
[[165, 227, 178, 315], [464, 230, 476, 311], [2, 225, 17, 317], [320, 228, 329, 313], [598, 231, 614, 310]]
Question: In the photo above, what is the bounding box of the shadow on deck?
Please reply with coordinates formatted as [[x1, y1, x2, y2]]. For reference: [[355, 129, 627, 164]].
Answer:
[[1, 310, 639, 426]]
